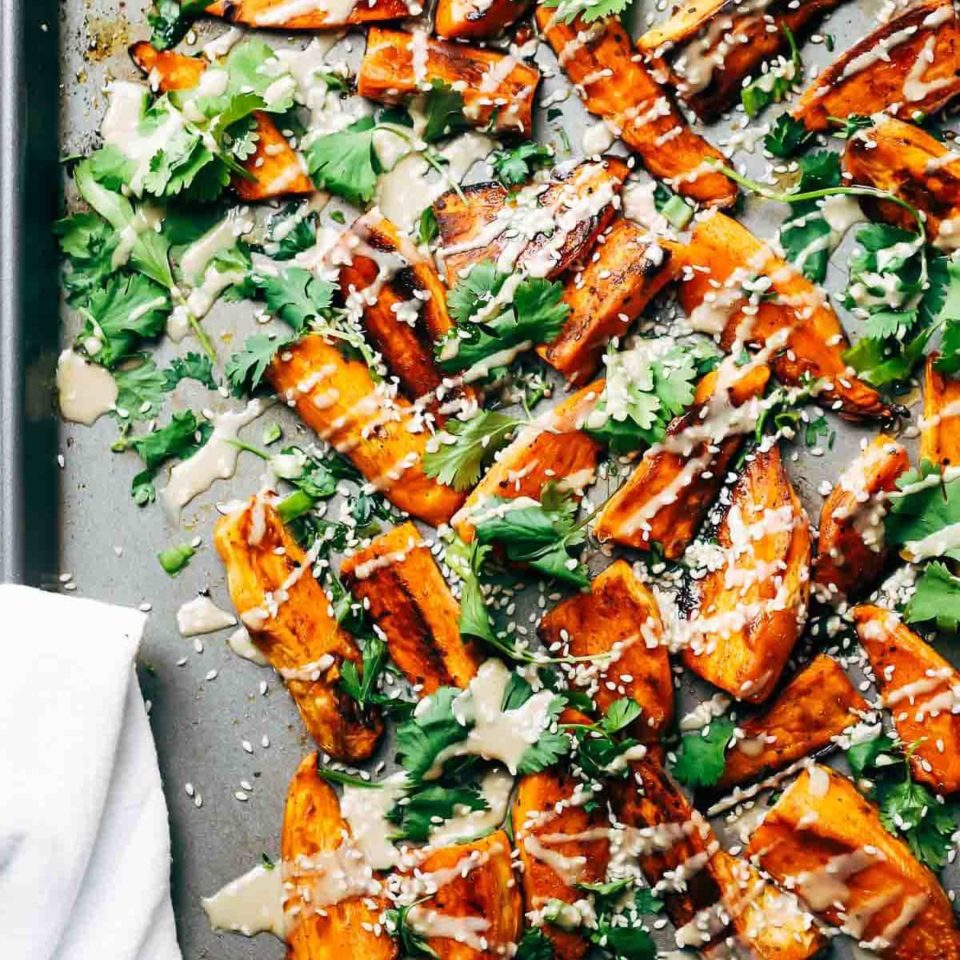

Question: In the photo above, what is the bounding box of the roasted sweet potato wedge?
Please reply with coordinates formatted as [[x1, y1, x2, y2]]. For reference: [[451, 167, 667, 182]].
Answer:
[[268, 335, 464, 527], [748, 764, 960, 959], [854, 605, 960, 795], [205, 0, 411, 29], [813, 435, 910, 603], [792, 0, 960, 131], [512, 771, 611, 960], [681, 445, 811, 704], [435, 0, 529, 39], [403, 831, 523, 960], [214, 497, 383, 761], [843, 118, 960, 247], [637, 0, 844, 121], [612, 757, 822, 957], [358, 28, 540, 136], [594, 360, 770, 557], [283, 754, 397, 960], [129, 41, 313, 201], [451, 381, 603, 541], [716, 655, 867, 790], [435, 157, 629, 283], [538, 560, 673, 741], [338, 214, 469, 410], [677, 211, 893, 420], [539, 223, 678, 386], [535, 8, 736, 207], [922, 354, 960, 470], [340, 522, 482, 695]]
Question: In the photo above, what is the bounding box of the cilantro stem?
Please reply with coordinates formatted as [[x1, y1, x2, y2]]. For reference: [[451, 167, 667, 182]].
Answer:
[[226, 438, 270, 460]]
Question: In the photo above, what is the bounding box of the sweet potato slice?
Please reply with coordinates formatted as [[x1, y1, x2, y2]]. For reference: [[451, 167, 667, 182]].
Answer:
[[538, 560, 673, 741], [843, 118, 960, 247], [813, 435, 910, 603], [681, 445, 812, 704], [337, 214, 469, 410], [435, 0, 529, 39], [716, 655, 867, 790], [677, 211, 893, 420], [435, 157, 629, 283], [404, 831, 523, 960], [921, 354, 960, 470], [535, 9, 735, 207], [451, 381, 603, 541], [358, 28, 540, 136], [268, 335, 464, 527], [129, 41, 313, 201], [594, 360, 770, 558], [792, 0, 960, 132], [214, 497, 383, 761], [853, 605, 960, 795], [205, 0, 411, 29], [539, 222, 678, 386], [512, 771, 611, 960], [636, 0, 844, 121], [748, 764, 960, 959], [283, 754, 397, 960], [340, 521, 482, 695], [612, 757, 823, 957]]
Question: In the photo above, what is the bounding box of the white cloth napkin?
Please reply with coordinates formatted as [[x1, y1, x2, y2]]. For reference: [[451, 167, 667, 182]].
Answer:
[[0, 584, 182, 960]]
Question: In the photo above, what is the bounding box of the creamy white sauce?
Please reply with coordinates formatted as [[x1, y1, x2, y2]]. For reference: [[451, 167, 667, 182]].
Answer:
[[202, 863, 288, 939], [341, 773, 406, 870], [227, 625, 269, 666], [428, 769, 514, 846], [56, 349, 118, 424], [177, 595, 238, 637]]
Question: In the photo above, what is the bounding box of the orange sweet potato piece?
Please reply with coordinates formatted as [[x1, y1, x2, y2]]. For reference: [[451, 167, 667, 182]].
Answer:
[[205, 0, 411, 29], [535, 8, 736, 207], [539, 222, 678, 386], [435, 157, 629, 283], [748, 764, 960, 959], [358, 28, 540, 136], [922, 354, 960, 470], [854, 605, 960, 795], [611, 757, 823, 957], [637, 0, 844, 121], [129, 41, 313, 201], [214, 497, 383, 761], [268, 335, 464, 527], [681, 445, 811, 704], [538, 560, 673, 741], [813, 435, 910, 604], [406, 831, 523, 960], [435, 0, 529, 39], [716, 655, 867, 790], [451, 381, 603, 542], [793, 0, 960, 132], [677, 211, 893, 420], [843, 118, 960, 246], [338, 215, 470, 410], [283, 754, 398, 960], [512, 771, 611, 960], [340, 522, 482, 695], [594, 360, 770, 558]]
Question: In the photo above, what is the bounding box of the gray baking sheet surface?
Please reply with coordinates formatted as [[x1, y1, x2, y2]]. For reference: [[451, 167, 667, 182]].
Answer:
[[48, 0, 957, 956]]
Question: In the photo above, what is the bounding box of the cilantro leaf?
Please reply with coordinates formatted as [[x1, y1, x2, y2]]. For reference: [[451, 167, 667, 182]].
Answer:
[[515, 929, 554, 960], [740, 26, 801, 118], [338, 634, 412, 717], [423, 410, 525, 490], [517, 695, 569, 774], [670, 717, 734, 788], [906, 561, 960, 631], [114, 357, 167, 421], [417, 207, 439, 246], [158, 543, 195, 576], [933, 254, 960, 374], [254, 267, 336, 333], [163, 352, 217, 391], [422, 81, 470, 143], [306, 116, 381, 206], [385, 905, 439, 960], [386, 783, 488, 842], [542, 0, 635, 24], [455, 541, 499, 645], [601, 698, 642, 734], [885, 462, 960, 562], [846, 731, 899, 780], [225, 333, 293, 396], [877, 768, 958, 870], [447, 260, 506, 324], [147, 0, 207, 50], [395, 687, 467, 782], [764, 113, 813, 158], [491, 143, 554, 187]]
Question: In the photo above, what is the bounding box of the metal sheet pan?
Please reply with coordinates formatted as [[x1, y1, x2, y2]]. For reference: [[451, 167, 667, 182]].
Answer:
[[0, 0, 955, 956]]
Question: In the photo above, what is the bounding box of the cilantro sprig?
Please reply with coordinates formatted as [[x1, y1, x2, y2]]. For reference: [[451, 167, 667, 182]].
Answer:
[[670, 717, 735, 789], [423, 410, 526, 491]]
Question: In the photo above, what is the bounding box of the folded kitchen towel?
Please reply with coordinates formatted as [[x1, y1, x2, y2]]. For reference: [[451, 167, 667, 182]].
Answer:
[[0, 584, 182, 960]]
